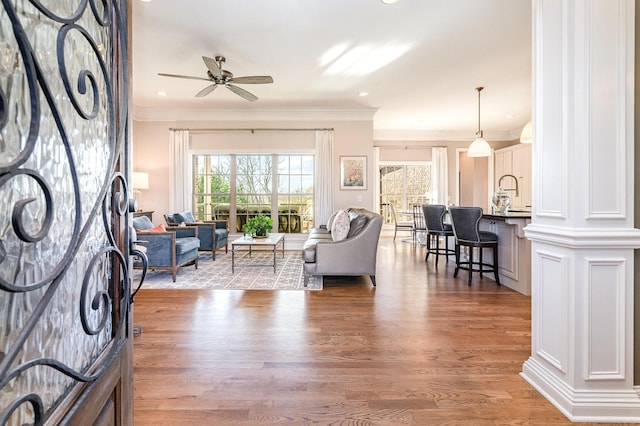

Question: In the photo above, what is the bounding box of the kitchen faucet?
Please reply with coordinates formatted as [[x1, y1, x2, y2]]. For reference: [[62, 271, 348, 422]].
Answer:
[[498, 174, 519, 197]]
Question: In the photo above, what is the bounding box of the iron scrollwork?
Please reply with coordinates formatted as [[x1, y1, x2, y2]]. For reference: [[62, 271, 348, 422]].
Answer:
[[0, 0, 132, 423]]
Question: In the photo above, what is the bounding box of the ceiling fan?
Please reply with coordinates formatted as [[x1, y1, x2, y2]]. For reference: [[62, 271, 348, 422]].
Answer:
[[158, 55, 273, 102]]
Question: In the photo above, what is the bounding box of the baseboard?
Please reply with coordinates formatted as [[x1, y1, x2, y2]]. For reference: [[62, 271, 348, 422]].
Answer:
[[521, 357, 640, 422]]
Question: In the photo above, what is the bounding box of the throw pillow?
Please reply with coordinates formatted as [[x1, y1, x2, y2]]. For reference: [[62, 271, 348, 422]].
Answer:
[[147, 223, 166, 233], [165, 214, 179, 225], [347, 214, 368, 238], [181, 211, 196, 222], [326, 211, 338, 232], [173, 213, 186, 224], [331, 210, 350, 242], [132, 215, 154, 230]]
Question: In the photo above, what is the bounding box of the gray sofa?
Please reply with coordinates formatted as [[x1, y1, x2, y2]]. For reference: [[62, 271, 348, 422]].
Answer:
[[302, 207, 383, 286]]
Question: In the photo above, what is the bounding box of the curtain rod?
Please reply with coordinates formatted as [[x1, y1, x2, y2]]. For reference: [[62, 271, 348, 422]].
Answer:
[[171, 127, 334, 133]]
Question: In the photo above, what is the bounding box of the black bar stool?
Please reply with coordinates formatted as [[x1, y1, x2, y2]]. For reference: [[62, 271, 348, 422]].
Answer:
[[422, 204, 454, 266], [448, 206, 500, 286]]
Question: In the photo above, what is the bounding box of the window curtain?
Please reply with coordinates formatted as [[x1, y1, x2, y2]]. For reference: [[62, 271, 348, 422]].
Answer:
[[169, 129, 190, 213], [314, 130, 334, 226], [373, 147, 380, 213], [431, 146, 448, 205]]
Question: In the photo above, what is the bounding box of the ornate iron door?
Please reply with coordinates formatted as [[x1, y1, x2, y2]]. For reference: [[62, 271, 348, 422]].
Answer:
[[0, 0, 134, 424]]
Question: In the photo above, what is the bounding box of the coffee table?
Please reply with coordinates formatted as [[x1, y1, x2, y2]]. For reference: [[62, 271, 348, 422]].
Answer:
[[231, 233, 285, 273]]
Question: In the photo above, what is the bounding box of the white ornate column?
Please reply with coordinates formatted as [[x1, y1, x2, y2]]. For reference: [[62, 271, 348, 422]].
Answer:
[[521, 0, 640, 421]]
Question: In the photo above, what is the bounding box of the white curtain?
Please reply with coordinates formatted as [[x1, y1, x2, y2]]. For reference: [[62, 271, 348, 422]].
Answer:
[[314, 130, 334, 226], [373, 147, 380, 212], [169, 129, 190, 213], [431, 146, 448, 205]]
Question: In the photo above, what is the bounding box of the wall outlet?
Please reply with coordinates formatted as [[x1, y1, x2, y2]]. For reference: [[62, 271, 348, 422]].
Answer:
[[357, 195, 362, 202]]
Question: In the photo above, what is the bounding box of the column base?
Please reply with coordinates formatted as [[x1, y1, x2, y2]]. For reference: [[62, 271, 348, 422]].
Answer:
[[521, 357, 640, 422]]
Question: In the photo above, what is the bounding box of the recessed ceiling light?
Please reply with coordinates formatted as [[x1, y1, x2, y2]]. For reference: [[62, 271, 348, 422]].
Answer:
[[381, 0, 399, 4], [506, 114, 515, 119], [140, 0, 152, 3], [359, 92, 368, 97], [157, 91, 167, 96]]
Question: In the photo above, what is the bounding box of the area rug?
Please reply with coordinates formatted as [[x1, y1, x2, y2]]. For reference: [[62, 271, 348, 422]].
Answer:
[[132, 250, 322, 290]]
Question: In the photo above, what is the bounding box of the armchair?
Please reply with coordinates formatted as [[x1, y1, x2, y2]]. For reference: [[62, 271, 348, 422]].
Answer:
[[165, 211, 229, 260], [132, 216, 200, 281]]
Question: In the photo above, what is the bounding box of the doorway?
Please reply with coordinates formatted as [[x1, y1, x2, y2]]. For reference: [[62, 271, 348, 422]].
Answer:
[[456, 148, 491, 210]]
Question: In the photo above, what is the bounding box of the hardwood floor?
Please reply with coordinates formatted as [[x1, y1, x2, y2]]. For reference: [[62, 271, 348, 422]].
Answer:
[[132, 237, 623, 425]]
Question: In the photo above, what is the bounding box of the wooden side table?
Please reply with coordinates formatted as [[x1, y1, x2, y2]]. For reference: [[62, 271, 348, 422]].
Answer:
[[133, 211, 154, 221]]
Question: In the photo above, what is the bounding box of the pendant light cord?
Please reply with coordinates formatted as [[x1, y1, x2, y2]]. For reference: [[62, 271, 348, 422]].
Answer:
[[476, 86, 484, 138]]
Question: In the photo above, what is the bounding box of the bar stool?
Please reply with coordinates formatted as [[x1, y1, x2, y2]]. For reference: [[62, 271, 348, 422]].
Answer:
[[448, 206, 500, 286], [422, 204, 454, 266], [412, 203, 427, 246]]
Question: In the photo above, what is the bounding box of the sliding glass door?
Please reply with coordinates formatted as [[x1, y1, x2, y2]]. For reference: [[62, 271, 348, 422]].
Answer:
[[379, 162, 431, 224]]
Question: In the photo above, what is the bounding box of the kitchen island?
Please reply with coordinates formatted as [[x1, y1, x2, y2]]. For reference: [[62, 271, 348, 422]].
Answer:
[[479, 211, 532, 296]]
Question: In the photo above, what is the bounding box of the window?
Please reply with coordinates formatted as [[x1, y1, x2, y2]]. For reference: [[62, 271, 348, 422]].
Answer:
[[193, 155, 231, 222], [192, 154, 314, 234], [278, 155, 314, 233], [379, 162, 431, 224], [236, 155, 272, 231]]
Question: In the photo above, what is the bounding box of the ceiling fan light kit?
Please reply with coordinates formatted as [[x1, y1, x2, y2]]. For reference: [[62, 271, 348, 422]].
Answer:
[[159, 55, 273, 102], [467, 86, 492, 158]]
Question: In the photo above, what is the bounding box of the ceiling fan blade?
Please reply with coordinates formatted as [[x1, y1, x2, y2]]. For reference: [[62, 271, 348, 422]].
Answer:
[[231, 76, 274, 84], [158, 72, 210, 82], [225, 84, 258, 102], [202, 56, 223, 79], [195, 84, 217, 97]]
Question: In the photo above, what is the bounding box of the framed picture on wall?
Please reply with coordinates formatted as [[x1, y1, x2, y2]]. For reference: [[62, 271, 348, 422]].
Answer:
[[340, 156, 367, 190]]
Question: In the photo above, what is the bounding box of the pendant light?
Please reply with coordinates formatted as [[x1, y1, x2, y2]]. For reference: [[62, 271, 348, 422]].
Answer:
[[520, 120, 533, 144], [467, 86, 492, 157]]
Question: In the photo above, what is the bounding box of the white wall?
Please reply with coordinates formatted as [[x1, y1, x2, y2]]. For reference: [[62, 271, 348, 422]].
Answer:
[[132, 119, 374, 223], [132, 116, 518, 225]]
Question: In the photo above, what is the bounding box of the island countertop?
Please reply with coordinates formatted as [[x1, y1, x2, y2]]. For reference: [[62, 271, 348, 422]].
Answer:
[[482, 211, 532, 220]]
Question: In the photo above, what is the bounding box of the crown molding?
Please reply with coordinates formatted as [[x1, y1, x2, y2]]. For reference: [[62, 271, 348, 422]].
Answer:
[[373, 128, 522, 141], [133, 106, 378, 122], [133, 105, 524, 140]]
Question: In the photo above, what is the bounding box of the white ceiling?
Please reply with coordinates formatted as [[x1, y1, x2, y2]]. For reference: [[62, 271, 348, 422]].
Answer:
[[132, 0, 532, 140]]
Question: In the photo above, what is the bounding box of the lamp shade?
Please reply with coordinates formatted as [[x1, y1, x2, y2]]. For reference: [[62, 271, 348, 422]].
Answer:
[[132, 172, 149, 190], [467, 135, 492, 157], [520, 121, 533, 144]]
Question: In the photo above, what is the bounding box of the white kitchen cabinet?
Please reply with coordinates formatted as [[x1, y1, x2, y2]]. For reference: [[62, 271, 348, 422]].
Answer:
[[493, 144, 532, 209]]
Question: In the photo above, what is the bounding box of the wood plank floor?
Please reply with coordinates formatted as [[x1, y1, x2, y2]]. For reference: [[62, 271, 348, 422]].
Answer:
[[132, 237, 627, 425]]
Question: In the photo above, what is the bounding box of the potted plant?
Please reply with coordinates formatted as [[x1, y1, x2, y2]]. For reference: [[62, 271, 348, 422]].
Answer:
[[243, 215, 274, 238]]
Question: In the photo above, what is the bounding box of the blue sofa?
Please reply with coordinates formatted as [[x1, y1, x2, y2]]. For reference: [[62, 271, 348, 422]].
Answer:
[[164, 212, 229, 260], [132, 216, 200, 281]]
